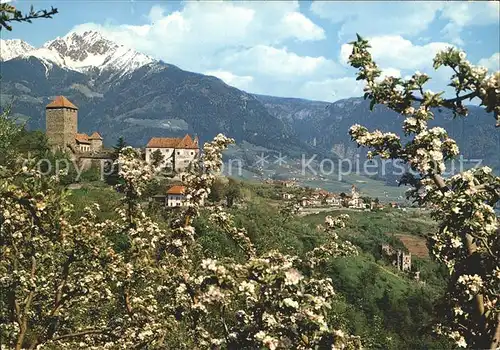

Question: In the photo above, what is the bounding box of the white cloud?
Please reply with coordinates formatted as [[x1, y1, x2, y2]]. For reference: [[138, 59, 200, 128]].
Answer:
[[441, 1, 499, 45], [310, 2, 442, 41], [66, 1, 496, 103], [204, 70, 254, 91], [311, 1, 499, 46], [72, 1, 325, 73], [340, 35, 454, 71], [281, 12, 325, 41], [478, 53, 500, 72], [298, 78, 364, 102], [218, 45, 340, 79]]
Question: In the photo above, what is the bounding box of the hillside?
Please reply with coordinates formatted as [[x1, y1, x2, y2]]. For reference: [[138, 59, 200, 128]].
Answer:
[[64, 178, 451, 350]]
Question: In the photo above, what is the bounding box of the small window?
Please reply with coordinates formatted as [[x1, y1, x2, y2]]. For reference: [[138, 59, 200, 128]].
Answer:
[[177, 151, 180, 155]]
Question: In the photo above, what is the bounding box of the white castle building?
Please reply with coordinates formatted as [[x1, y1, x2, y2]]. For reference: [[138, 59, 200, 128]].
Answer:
[[145, 134, 199, 173]]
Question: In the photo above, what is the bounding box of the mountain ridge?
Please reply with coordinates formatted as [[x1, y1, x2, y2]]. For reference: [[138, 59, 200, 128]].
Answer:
[[0, 30, 497, 173], [1, 31, 155, 78]]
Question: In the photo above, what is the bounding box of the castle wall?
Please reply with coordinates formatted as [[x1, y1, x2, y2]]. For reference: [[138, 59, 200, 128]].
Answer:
[[90, 139, 103, 152], [174, 148, 198, 172], [146, 147, 175, 168]]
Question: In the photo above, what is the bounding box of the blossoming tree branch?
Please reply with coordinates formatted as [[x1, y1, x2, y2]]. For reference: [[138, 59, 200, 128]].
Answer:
[[347, 34, 499, 349]]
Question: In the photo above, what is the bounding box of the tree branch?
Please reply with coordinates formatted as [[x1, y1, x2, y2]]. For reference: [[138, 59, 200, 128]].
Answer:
[[0, 4, 58, 31], [15, 257, 36, 350], [491, 313, 500, 350], [51, 329, 104, 342], [412, 91, 477, 109], [53, 252, 74, 315], [124, 288, 133, 315]]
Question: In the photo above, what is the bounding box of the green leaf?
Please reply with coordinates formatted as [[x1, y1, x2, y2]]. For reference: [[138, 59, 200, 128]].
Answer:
[[369, 99, 376, 111]]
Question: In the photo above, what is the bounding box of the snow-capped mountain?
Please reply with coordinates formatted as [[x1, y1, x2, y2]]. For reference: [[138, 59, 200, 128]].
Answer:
[[0, 39, 35, 61], [0, 31, 155, 77]]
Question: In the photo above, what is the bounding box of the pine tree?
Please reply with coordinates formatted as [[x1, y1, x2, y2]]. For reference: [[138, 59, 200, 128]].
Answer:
[[106, 137, 127, 185], [113, 137, 127, 158]]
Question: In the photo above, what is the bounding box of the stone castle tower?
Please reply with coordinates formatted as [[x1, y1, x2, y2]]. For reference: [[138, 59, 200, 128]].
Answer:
[[45, 96, 78, 151]]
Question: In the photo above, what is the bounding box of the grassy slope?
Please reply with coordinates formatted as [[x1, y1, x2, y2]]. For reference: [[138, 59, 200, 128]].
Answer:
[[66, 179, 450, 349]]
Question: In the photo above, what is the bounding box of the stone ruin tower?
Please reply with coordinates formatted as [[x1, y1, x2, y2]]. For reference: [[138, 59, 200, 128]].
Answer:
[[45, 96, 78, 152], [397, 250, 412, 271]]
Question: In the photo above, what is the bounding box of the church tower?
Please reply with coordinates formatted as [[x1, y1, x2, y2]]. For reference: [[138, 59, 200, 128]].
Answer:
[[351, 185, 359, 199], [45, 96, 78, 151]]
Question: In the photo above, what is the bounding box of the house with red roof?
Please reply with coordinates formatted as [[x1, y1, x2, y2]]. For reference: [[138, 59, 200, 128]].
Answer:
[[145, 134, 199, 173], [166, 185, 187, 207]]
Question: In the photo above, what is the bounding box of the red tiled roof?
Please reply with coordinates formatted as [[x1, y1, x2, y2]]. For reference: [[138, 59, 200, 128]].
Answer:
[[75, 133, 90, 144], [89, 132, 103, 140], [146, 134, 198, 149], [177, 134, 195, 149], [167, 185, 185, 195], [46, 96, 78, 110]]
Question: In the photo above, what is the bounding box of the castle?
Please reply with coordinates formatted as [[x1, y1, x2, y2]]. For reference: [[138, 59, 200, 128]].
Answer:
[[45, 96, 103, 154], [381, 244, 412, 272], [145, 135, 199, 173]]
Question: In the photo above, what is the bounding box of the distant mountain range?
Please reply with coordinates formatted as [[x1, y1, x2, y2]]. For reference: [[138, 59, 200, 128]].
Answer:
[[1, 30, 498, 173]]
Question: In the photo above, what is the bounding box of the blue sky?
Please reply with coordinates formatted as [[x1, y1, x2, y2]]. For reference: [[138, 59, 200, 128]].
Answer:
[[2, 0, 499, 102]]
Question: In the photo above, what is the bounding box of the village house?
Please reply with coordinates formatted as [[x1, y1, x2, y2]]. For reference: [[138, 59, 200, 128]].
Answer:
[[299, 188, 342, 208], [325, 193, 342, 207], [145, 135, 199, 175], [281, 180, 297, 188], [300, 196, 322, 207], [166, 185, 187, 207], [300, 197, 311, 207], [282, 193, 294, 200], [370, 201, 384, 210]]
